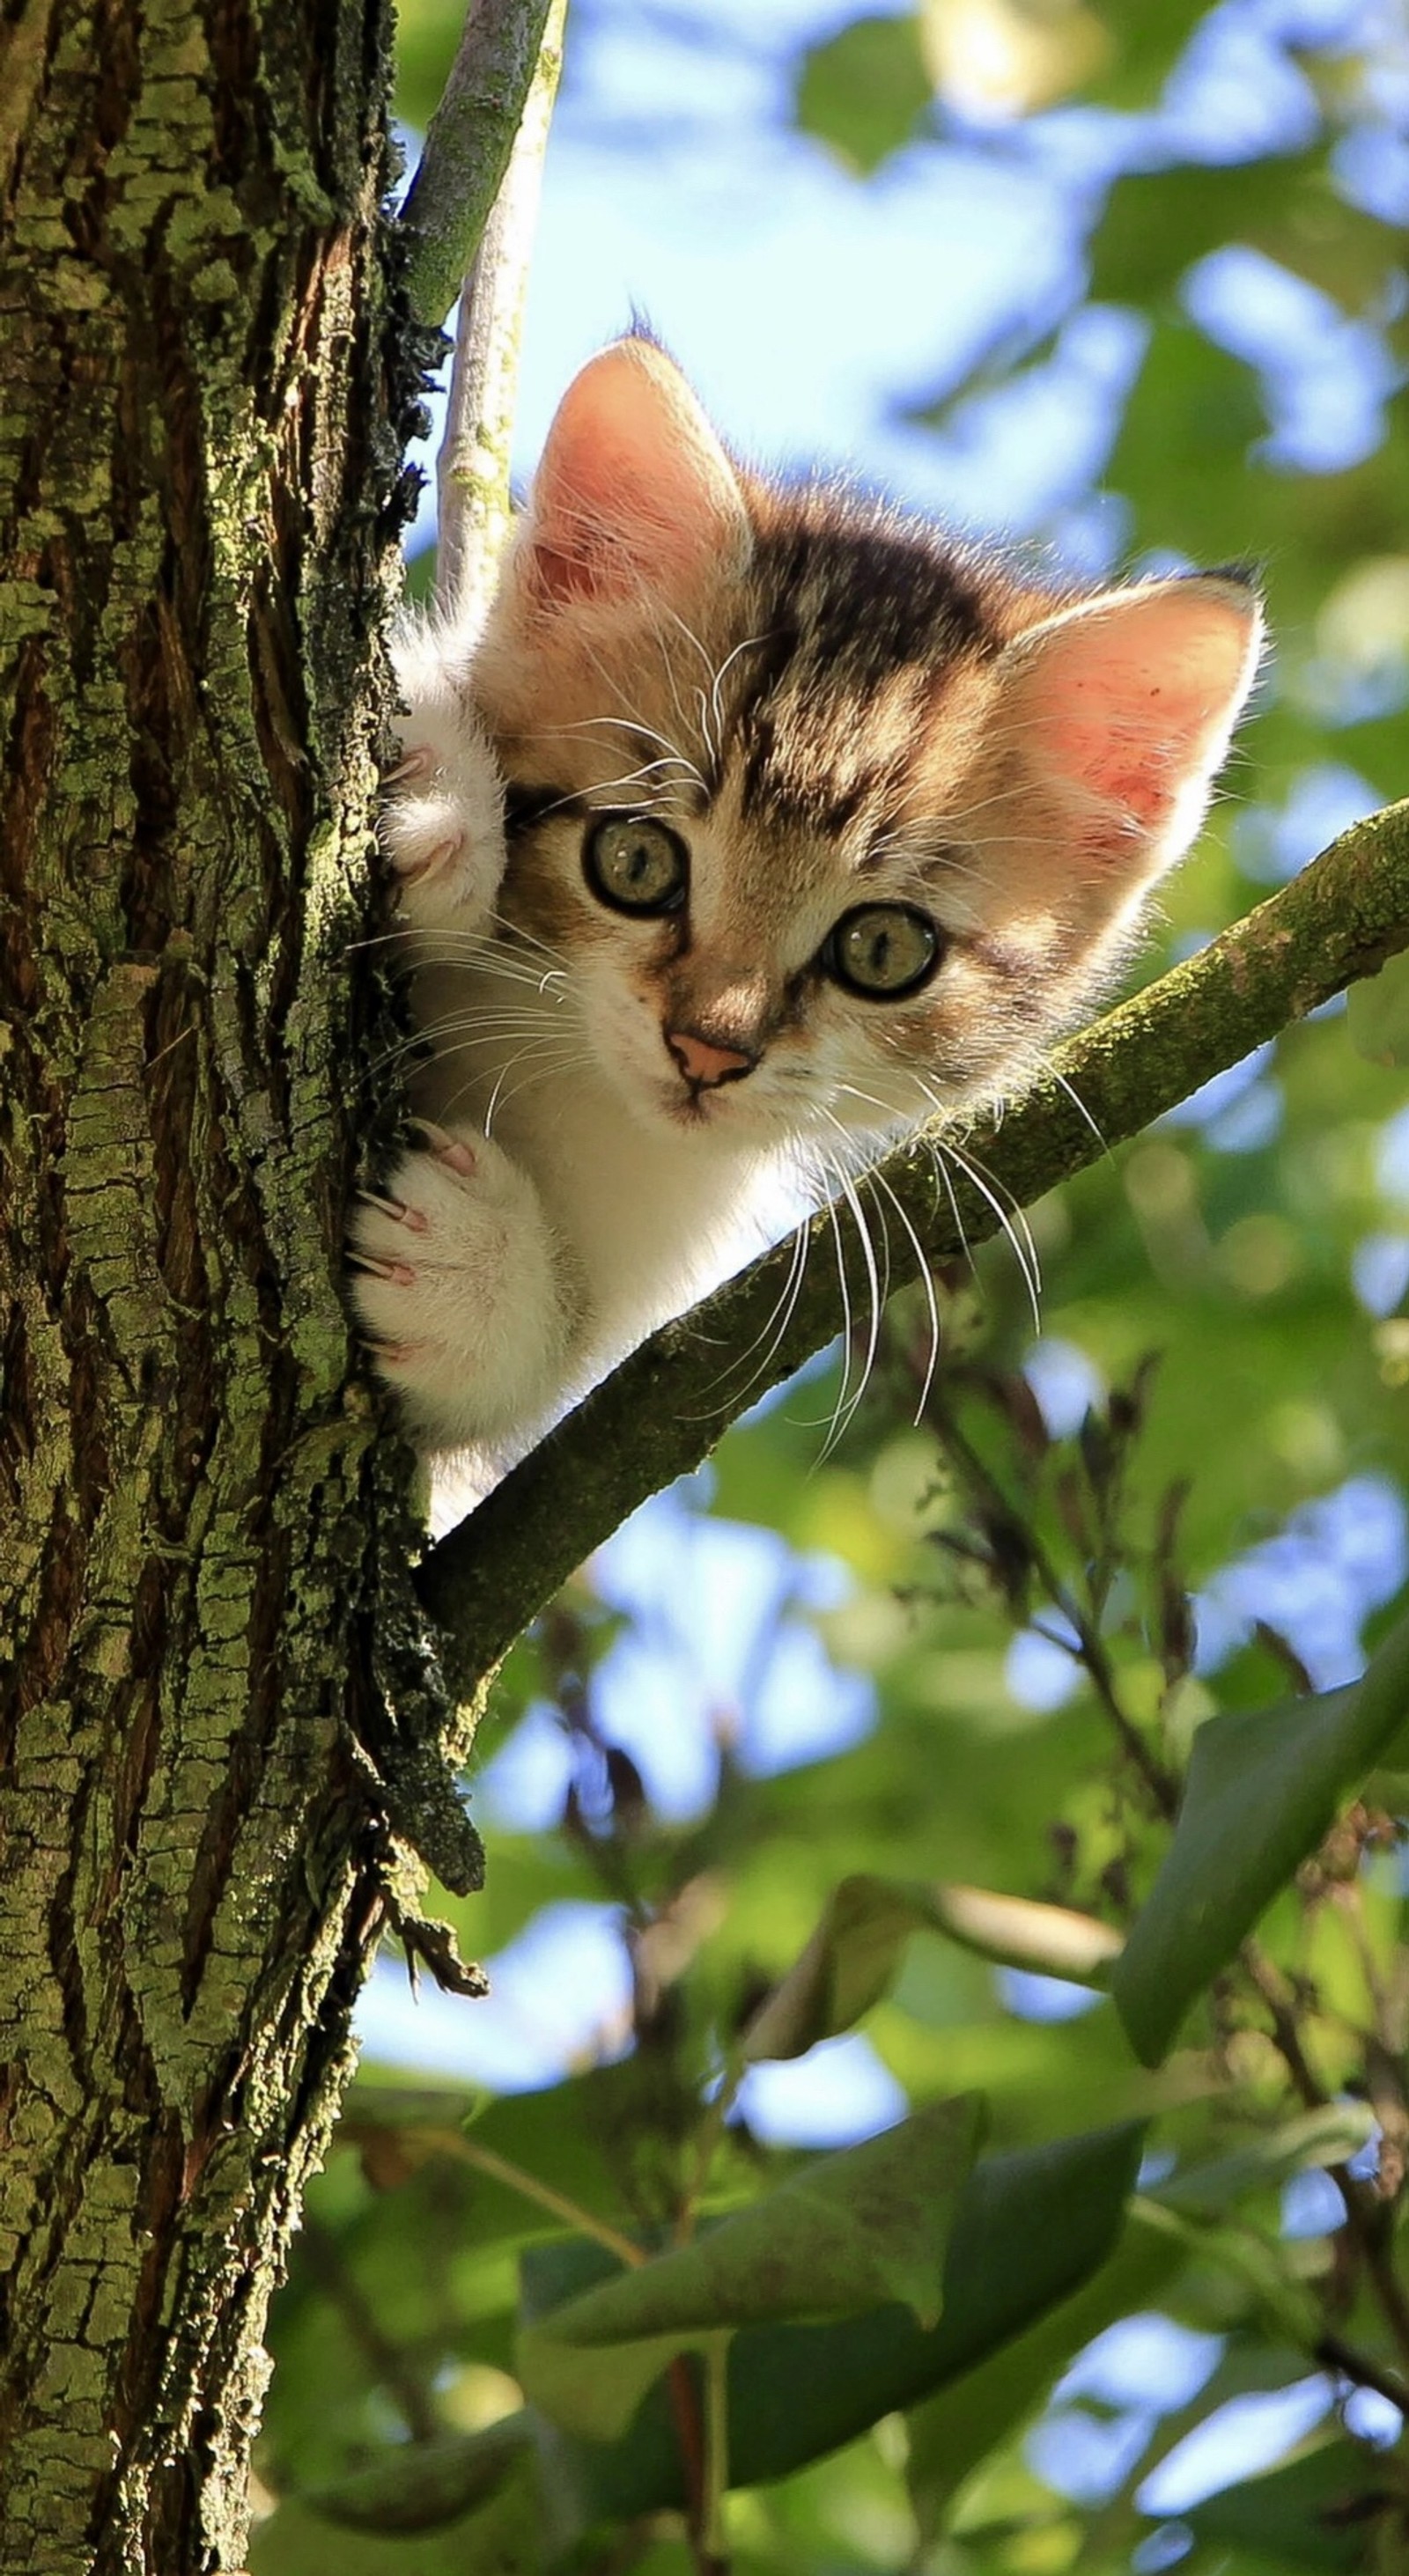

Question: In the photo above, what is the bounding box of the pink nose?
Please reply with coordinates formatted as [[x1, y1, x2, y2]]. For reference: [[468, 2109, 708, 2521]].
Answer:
[[666, 1028, 756, 1089]]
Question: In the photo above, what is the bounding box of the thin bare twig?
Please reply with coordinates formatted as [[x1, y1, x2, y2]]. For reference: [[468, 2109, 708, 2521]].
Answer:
[[436, 0, 566, 615]]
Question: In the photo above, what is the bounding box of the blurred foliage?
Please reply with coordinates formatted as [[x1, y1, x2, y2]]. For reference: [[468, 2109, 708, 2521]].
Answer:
[[257, 0, 1409, 2569]]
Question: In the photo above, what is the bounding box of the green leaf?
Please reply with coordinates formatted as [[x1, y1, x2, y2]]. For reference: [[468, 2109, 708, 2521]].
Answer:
[[252, 2448, 542, 2574], [741, 1873, 1121, 2062], [1111, 1601, 1409, 2064], [906, 2209, 1180, 2540], [393, 0, 471, 134], [305, 2418, 533, 2533], [793, 15, 933, 176], [1088, 154, 1323, 308], [517, 2094, 983, 2440], [1185, 2437, 1403, 2571], [1151, 2103, 1376, 2219], [1349, 946, 1409, 1067], [521, 2122, 1142, 2528], [1081, 0, 1209, 107]]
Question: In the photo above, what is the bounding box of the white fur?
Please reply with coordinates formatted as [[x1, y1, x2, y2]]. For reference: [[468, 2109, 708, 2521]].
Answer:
[[350, 631, 790, 1481]]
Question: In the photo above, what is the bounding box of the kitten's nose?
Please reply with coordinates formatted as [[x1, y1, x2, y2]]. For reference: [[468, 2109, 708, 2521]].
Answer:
[[666, 1027, 757, 1089]]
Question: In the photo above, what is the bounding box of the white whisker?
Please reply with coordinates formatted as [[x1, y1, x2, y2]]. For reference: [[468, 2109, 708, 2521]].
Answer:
[[935, 1130, 1042, 1329]]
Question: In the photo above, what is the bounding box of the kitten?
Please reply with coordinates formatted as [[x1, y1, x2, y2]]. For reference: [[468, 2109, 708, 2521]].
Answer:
[[350, 336, 1261, 1479]]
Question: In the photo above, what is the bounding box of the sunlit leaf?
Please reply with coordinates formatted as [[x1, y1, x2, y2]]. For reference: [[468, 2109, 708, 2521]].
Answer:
[[921, 0, 1110, 115], [393, 0, 470, 134], [1151, 2103, 1376, 2218], [1112, 1603, 1409, 2064], [793, 15, 933, 176], [517, 2095, 982, 2440], [741, 1873, 1121, 2062]]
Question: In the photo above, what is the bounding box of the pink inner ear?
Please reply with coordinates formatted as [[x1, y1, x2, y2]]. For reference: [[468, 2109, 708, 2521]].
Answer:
[[525, 340, 749, 609], [1002, 581, 1262, 863]]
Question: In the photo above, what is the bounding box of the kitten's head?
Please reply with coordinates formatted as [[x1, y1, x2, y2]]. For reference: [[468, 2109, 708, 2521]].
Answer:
[[473, 337, 1262, 1158]]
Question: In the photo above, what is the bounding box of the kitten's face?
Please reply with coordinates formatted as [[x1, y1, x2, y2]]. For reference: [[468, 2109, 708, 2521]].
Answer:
[[473, 341, 1261, 1159]]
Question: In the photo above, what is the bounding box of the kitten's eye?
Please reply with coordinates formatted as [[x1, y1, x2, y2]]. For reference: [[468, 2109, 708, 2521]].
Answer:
[[584, 813, 689, 916], [823, 903, 942, 999]]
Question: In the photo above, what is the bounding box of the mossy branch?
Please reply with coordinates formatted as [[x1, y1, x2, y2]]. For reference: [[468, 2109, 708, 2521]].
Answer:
[[401, 0, 559, 331], [418, 797, 1409, 1696]]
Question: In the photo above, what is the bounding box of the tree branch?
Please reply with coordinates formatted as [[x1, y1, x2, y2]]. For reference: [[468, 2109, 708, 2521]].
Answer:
[[418, 798, 1409, 1697], [434, 0, 566, 614], [401, 0, 560, 332]]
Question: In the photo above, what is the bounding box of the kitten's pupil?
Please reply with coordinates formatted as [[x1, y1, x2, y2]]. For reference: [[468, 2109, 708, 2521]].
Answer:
[[827, 903, 941, 999], [585, 812, 689, 916]]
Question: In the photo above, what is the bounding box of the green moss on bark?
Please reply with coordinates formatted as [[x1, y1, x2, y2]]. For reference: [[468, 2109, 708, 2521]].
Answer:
[[0, 0, 448, 2562]]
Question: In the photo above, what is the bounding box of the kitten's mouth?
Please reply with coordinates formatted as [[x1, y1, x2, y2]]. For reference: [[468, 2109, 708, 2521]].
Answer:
[[662, 1086, 718, 1130]]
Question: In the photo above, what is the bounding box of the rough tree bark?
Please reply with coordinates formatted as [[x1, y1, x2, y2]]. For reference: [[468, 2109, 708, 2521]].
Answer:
[[0, 0, 431, 2561]]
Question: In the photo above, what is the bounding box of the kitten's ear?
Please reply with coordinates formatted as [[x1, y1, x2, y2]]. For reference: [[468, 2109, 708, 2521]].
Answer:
[[992, 576, 1263, 891], [519, 337, 750, 609]]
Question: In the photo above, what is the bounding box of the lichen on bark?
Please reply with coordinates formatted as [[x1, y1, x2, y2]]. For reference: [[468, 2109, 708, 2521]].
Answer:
[[0, 0, 445, 2560]]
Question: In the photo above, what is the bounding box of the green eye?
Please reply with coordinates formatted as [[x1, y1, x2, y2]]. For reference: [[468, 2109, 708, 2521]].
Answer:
[[584, 813, 689, 916], [824, 903, 942, 999]]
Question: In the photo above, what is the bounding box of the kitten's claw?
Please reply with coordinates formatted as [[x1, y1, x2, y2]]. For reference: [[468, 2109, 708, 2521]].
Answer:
[[358, 1188, 430, 1233], [349, 1249, 418, 1286], [402, 832, 467, 888], [408, 1118, 476, 1176], [349, 1122, 568, 1451]]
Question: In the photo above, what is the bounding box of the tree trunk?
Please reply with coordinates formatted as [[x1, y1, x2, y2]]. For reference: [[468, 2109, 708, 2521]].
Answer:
[[0, 0, 419, 2562]]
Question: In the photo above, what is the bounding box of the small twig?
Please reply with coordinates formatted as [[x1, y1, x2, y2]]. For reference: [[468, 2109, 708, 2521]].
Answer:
[[1241, 1943, 1409, 2383], [701, 2338, 732, 2569], [925, 1395, 1181, 1821], [400, 0, 557, 330], [1316, 2330, 1409, 2417], [435, 0, 566, 615], [668, 2357, 709, 2562], [430, 2128, 646, 2271]]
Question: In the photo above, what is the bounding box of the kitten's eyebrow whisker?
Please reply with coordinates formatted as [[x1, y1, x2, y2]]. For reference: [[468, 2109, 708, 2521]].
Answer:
[[580, 765, 695, 817], [650, 615, 712, 784], [708, 629, 774, 749], [564, 638, 712, 799], [543, 714, 707, 793]]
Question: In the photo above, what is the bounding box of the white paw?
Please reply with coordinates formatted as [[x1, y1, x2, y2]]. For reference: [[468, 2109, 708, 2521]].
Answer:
[[382, 623, 507, 938], [350, 1120, 570, 1450]]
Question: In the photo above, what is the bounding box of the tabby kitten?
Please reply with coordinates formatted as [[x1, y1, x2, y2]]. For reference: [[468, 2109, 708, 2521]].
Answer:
[[351, 336, 1260, 1476]]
